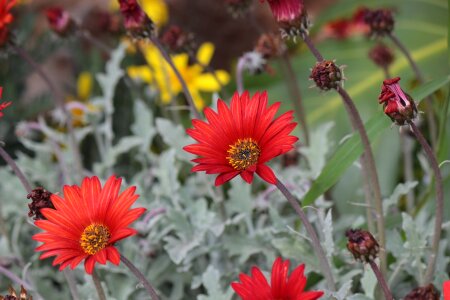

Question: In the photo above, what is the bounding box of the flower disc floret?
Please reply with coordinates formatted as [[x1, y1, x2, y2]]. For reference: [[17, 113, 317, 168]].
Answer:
[[80, 223, 111, 255], [184, 91, 298, 186]]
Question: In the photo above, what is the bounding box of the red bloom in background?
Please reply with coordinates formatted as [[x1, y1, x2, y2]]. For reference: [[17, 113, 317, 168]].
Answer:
[[45, 7, 75, 36], [378, 77, 417, 125], [263, 0, 303, 22], [0, 0, 16, 46], [184, 91, 298, 186], [231, 257, 324, 300], [321, 7, 369, 40], [33, 175, 146, 274], [0, 87, 12, 118], [444, 281, 450, 300]]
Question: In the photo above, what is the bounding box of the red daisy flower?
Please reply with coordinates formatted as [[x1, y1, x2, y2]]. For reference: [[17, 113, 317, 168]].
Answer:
[[444, 281, 450, 300], [0, 86, 11, 118], [183, 91, 298, 186], [33, 175, 146, 274], [262, 0, 303, 22], [231, 257, 324, 300], [0, 0, 15, 46]]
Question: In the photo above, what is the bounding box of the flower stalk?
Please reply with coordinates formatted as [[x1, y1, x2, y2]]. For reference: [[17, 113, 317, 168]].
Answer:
[[368, 260, 394, 300], [0, 145, 32, 193], [407, 120, 443, 285], [120, 254, 160, 300], [275, 179, 336, 291], [92, 271, 107, 300]]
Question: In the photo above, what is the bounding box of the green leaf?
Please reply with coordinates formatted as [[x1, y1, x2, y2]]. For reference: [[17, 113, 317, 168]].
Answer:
[[301, 76, 450, 206]]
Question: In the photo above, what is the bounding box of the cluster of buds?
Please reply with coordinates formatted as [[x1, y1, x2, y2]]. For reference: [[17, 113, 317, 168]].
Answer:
[[45, 7, 76, 37], [118, 0, 154, 39], [160, 25, 197, 55], [379, 77, 417, 125], [345, 228, 380, 262], [0, 285, 31, 300], [0, 87, 11, 118], [363, 8, 395, 37], [263, 0, 309, 39], [27, 187, 54, 220], [224, 0, 253, 18], [0, 0, 16, 47], [403, 284, 440, 300], [310, 60, 344, 90], [369, 43, 394, 69]]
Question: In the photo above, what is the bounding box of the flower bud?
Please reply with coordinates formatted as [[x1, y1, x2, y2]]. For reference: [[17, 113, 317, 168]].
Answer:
[[45, 7, 76, 37], [363, 8, 394, 37], [369, 43, 394, 69], [403, 284, 440, 300], [119, 0, 154, 39], [262, 0, 309, 39], [310, 60, 343, 90], [27, 187, 54, 220], [378, 77, 417, 125], [160, 25, 196, 55], [346, 228, 379, 262]]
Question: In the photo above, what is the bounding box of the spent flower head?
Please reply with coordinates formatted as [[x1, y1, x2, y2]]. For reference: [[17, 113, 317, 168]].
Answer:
[[160, 25, 196, 55], [32, 175, 146, 274], [369, 43, 394, 69], [184, 91, 298, 186], [378, 77, 417, 125], [310, 60, 344, 91], [0, 285, 31, 300], [403, 284, 440, 300], [118, 0, 154, 39], [231, 257, 323, 300], [27, 187, 54, 220], [346, 228, 379, 262], [363, 8, 395, 37]]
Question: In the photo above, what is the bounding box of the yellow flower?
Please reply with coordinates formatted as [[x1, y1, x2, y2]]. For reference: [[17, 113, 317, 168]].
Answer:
[[77, 71, 93, 102], [110, 0, 168, 27], [128, 42, 230, 110]]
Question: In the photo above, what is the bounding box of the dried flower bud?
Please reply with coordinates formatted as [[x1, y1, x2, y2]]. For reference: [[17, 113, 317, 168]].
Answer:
[[403, 284, 440, 300], [369, 43, 394, 69], [0, 285, 32, 300], [363, 8, 394, 37], [118, 0, 154, 39], [27, 187, 54, 220], [379, 77, 417, 125], [45, 7, 76, 37], [346, 228, 379, 262], [224, 0, 252, 18], [310, 60, 343, 90], [254, 33, 285, 60], [160, 25, 196, 55]]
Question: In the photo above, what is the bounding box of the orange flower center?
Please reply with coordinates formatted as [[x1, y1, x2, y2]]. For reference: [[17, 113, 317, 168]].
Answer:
[[227, 138, 260, 170], [80, 224, 111, 255]]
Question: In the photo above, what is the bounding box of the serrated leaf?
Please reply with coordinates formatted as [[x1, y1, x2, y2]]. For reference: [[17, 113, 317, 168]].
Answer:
[[330, 280, 352, 300], [322, 209, 334, 258], [383, 181, 418, 215]]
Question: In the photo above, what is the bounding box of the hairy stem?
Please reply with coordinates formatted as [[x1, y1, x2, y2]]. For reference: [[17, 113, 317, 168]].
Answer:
[[0, 146, 32, 193], [149, 36, 201, 119], [369, 260, 394, 300], [388, 33, 437, 150], [408, 121, 443, 284], [120, 254, 160, 300], [301, 34, 323, 62], [92, 270, 107, 300], [336, 86, 386, 274], [275, 179, 336, 291], [280, 53, 310, 145], [10, 43, 83, 182]]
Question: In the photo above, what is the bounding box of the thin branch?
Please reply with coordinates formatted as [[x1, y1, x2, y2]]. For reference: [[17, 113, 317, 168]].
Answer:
[[0, 146, 32, 193], [92, 270, 107, 300], [120, 254, 160, 300], [369, 260, 394, 300]]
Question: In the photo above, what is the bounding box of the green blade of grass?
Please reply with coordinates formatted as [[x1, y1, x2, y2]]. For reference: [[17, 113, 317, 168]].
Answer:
[[302, 75, 450, 206]]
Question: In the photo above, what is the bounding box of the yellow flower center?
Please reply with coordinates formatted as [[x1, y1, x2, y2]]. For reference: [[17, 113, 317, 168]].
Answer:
[[80, 224, 111, 255], [227, 138, 261, 170]]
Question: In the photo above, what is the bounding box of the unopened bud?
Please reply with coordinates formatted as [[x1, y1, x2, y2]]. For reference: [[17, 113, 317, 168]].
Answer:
[[346, 228, 379, 262], [310, 60, 343, 90], [363, 8, 394, 37], [45, 7, 76, 37], [119, 0, 154, 39], [369, 43, 394, 69]]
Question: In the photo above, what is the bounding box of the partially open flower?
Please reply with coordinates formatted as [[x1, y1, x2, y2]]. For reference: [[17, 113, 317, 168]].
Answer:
[[403, 284, 440, 300], [378, 77, 417, 125], [231, 257, 324, 300], [0, 86, 11, 118], [118, 0, 154, 39], [27, 187, 54, 220], [224, 0, 252, 18], [0, 0, 15, 47], [262, 0, 308, 39], [363, 8, 395, 37], [0, 285, 31, 300], [369, 43, 394, 69], [310, 60, 343, 90], [45, 7, 76, 37], [160, 25, 196, 55], [346, 228, 379, 262]]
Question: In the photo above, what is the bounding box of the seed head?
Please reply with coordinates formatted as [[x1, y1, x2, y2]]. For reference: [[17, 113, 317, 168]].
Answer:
[[0, 285, 32, 300], [346, 228, 379, 262], [160, 25, 196, 55], [403, 284, 440, 300], [27, 187, 54, 220], [310, 60, 343, 90]]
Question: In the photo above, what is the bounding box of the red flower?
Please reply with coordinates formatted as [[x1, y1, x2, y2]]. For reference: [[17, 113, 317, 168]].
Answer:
[[0, 0, 15, 46], [378, 77, 417, 125], [263, 0, 303, 22], [118, 0, 153, 39], [231, 257, 324, 300], [33, 175, 146, 274], [444, 281, 450, 300], [45, 7, 75, 36], [322, 7, 369, 40], [183, 91, 298, 186], [0, 86, 11, 118]]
